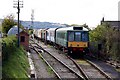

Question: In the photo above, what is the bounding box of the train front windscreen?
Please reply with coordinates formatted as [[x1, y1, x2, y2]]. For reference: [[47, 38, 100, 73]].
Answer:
[[68, 31, 89, 42]]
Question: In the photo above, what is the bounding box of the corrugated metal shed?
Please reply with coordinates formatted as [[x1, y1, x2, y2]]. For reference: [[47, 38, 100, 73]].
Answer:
[[7, 26, 22, 35]]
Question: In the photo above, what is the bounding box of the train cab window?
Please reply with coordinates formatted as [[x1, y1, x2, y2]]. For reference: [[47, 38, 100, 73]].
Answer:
[[82, 32, 88, 41], [68, 32, 74, 41], [75, 32, 81, 41]]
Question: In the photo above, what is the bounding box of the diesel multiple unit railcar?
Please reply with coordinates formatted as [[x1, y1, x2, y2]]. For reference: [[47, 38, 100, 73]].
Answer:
[[46, 27, 60, 44], [34, 26, 89, 57], [55, 27, 89, 56]]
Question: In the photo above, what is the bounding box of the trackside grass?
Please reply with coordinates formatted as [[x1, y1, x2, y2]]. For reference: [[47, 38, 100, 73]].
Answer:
[[2, 36, 29, 79]]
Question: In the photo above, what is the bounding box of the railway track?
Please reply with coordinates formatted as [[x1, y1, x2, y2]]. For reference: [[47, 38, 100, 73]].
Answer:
[[29, 38, 113, 80], [70, 58, 113, 80], [29, 40, 84, 79], [29, 47, 57, 79]]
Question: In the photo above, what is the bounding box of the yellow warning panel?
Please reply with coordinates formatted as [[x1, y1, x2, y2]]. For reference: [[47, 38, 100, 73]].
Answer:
[[68, 42, 88, 47]]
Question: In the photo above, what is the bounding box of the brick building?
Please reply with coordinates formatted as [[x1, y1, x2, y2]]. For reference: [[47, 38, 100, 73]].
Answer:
[[17, 31, 29, 51]]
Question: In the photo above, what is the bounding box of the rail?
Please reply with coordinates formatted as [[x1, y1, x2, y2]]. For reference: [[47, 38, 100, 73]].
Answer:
[[30, 41, 84, 79]]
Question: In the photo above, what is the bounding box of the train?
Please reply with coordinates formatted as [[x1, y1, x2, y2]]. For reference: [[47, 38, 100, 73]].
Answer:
[[33, 26, 89, 57]]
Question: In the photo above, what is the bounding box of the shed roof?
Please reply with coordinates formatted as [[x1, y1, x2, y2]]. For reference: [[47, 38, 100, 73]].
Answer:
[[19, 31, 29, 36], [7, 25, 22, 35]]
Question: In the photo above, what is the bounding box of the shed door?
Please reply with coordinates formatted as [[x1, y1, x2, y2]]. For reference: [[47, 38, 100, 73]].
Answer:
[[20, 36, 25, 42]]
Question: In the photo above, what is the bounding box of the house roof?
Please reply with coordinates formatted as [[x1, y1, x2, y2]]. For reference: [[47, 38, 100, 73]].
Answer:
[[101, 18, 120, 29]]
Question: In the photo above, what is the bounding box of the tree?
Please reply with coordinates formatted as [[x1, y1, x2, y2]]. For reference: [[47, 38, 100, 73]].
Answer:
[[70, 24, 79, 26], [2, 14, 17, 34], [82, 24, 91, 31], [89, 23, 120, 60]]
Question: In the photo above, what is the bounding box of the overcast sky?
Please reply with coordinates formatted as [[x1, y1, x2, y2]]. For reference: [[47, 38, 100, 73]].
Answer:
[[0, 0, 119, 28]]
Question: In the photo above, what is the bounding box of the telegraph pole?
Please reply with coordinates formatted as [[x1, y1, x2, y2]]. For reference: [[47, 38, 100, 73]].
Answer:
[[13, 0, 23, 47], [31, 9, 34, 29]]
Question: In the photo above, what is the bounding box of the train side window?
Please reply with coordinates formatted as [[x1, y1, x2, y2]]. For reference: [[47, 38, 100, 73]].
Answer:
[[20, 36, 25, 42], [68, 32, 74, 41]]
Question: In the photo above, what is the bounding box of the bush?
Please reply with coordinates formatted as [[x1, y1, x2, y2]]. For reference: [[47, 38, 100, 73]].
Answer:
[[89, 24, 120, 61], [2, 36, 17, 61]]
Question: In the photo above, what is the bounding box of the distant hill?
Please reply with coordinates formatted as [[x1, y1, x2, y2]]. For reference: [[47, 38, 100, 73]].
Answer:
[[20, 21, 66, 29], [0, 19, 67, 29]]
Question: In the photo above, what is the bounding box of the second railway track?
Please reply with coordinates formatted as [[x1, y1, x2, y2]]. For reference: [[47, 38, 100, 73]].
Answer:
[[71, 58, 113, 80]]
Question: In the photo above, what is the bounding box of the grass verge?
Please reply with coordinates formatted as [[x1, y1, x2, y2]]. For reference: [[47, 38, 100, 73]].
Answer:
[[2, 36, 29, 79]]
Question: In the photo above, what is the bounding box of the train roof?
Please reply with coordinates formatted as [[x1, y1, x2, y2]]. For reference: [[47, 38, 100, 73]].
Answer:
[[47, 27, 58, 31], [56, 26, 89, 32], [37, 29, 43, 31], [47, 27, 62, 31]]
